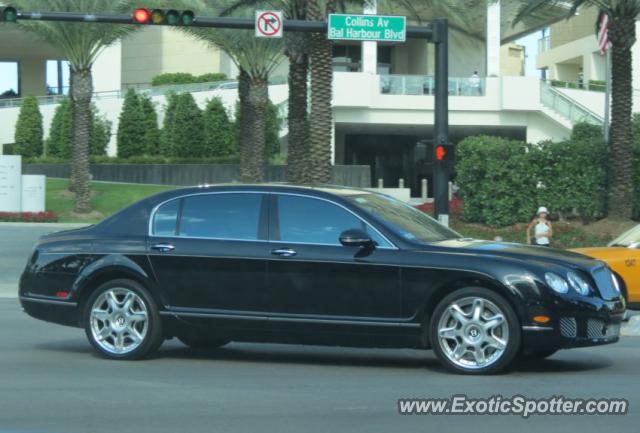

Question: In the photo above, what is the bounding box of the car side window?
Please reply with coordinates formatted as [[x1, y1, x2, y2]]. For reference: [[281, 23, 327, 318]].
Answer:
[[177, 193, 263, 240], [275, 195, 391, 247], [152, 199, 180, 236]]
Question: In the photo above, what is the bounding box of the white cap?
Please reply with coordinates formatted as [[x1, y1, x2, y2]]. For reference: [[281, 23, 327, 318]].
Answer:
[[537, 206, 549, 215]]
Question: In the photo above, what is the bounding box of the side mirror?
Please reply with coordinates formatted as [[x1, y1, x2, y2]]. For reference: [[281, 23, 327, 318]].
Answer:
[[339, 229, 374, 248]]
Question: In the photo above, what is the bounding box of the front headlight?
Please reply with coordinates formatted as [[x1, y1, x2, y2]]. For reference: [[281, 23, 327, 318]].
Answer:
[[567, 271, 591, 296], [545, 272, 569, 294]]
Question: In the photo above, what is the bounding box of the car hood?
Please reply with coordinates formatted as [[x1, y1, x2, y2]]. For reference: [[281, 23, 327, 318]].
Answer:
[[430, 238, 602, 269]]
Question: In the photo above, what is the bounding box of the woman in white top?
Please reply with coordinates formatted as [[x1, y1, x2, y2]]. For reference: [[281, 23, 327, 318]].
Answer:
[[526, 206, 553, 247]]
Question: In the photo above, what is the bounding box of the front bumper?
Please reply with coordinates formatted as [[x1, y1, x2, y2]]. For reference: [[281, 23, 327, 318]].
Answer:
[[522, 298, 625, 350]]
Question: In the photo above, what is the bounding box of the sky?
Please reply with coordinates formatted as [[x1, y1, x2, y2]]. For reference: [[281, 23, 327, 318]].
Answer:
[[516, 31, 544, 77]]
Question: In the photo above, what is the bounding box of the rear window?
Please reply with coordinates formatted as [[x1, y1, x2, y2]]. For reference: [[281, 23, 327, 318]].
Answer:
[[179, 193, 263, 240]]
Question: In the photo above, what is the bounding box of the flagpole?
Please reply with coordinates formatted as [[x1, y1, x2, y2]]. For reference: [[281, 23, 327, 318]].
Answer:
[[604, 48, 611, 143]]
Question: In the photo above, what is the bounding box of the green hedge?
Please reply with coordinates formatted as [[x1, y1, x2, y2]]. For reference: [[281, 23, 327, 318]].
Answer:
[[14, 95, 43, 157], [456, 123, 607, 227], [456, 136, 539, 227], [151, 72, 227, 87], [46, 98, 110, 158]]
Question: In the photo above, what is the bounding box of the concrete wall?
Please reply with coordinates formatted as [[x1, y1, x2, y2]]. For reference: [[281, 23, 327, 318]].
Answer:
[[549, 8, 598, 49], [500, 43, 524, 76], [22, 164, 372, 188], [120, 27, 225, 87]]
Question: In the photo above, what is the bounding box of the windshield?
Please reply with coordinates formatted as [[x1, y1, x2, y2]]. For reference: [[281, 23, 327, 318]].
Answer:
[[609, 224, 640, 247], [345, 193, 461, 243]]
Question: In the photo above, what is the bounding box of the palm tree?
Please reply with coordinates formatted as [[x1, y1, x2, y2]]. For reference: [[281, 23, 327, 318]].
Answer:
[[516, 1, 640, 220], [306, 0, 337, 184], [15, 0, 138, 213], [182, 1, 285, 182], [221, 0, 312, 184]]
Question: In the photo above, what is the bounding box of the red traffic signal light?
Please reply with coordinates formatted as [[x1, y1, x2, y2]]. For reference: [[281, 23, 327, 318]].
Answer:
[[133, 8, 194, 25], [435, 145, 446, 161], [133, 8, 151, 24]]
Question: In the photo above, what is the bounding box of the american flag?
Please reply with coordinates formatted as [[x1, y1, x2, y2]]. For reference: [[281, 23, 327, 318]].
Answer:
[[598, 11, 610, 55]]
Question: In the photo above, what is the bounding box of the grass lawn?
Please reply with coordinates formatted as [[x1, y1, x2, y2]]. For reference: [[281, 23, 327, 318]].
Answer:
[[46, 178, 175, 223]]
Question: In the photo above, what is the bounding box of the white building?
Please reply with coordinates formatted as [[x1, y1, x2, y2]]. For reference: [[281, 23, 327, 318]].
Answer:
[[0, 1, 600, 195], [537, 6, 640, 119]]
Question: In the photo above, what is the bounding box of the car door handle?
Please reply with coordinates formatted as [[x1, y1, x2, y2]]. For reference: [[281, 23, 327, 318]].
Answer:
[[151, 243, 175, 252], [271, 248, 297, 257]]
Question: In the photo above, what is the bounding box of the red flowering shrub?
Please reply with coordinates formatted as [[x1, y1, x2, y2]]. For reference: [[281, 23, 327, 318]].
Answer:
[[0, 211, 59, 223], [415, 197, 463, 216]]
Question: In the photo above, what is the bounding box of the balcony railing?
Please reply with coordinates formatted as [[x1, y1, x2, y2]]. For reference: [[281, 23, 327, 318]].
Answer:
[[540, 80, 603, 125], [379, 75, 486, 96], [538, 35, 551, 53]]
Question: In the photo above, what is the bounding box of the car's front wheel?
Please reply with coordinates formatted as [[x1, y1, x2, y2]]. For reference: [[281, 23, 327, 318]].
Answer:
[[84, 279, 163, 360], [429, 287, 520, 374]]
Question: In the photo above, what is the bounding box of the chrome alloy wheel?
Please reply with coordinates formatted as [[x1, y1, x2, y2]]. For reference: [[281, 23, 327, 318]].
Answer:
[[436, 296, 509, 370], [89, 288, 149, 355]]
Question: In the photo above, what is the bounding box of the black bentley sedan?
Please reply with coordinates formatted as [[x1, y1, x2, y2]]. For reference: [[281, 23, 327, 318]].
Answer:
[[19, 184, 625, 374]]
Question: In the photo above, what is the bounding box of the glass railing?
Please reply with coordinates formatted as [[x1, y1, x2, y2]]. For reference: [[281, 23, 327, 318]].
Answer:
[[0, 76, 287, 109], [379, 75, 486, 96], [539, 80, 603, 125], [538, 35, 551, 53]]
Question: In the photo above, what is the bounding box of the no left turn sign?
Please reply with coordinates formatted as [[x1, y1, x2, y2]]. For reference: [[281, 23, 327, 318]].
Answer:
[[255, 10, 283, 38]]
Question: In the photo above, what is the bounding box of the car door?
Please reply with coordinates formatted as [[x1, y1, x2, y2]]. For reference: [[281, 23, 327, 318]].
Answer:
[[266, 193, 402, 321], [147, 192, 271, 312]]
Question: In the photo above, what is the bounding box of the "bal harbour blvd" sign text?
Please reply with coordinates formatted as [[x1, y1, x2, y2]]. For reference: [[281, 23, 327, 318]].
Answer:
[[328, 14, 406, 42]]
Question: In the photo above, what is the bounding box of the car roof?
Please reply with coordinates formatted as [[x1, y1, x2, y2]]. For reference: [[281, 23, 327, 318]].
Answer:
[[162, 183, 373, 198]]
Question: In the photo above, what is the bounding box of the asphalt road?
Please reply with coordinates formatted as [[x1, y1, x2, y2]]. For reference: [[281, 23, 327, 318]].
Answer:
[[0, 223, 86, 297], [0, 298, 638, 433]]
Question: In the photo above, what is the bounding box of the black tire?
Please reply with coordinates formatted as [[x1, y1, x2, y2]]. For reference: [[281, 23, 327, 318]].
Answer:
[[83, 278, 163, 360], [429, 287, 521, 375], [519, 348, 558, 360], [178, 332, 229, 350]]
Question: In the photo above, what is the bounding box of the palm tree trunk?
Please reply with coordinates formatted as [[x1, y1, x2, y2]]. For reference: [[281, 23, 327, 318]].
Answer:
[[70, 67, 93, 213], [238, 70, 267, 183], [607, 17, 635, 219], [285, 35, 310, 184], [307, 0, 335, 184]]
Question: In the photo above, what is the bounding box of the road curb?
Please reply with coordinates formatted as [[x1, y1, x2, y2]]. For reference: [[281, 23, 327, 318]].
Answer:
[[622, 316, 640, 337], [0, 284, 17, 298]]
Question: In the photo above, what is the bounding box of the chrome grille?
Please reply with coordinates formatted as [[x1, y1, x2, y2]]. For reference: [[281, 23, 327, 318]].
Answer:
[[559, 317, 577, 338], [587, 319, 620, 339], [591, 266, 619, 300]]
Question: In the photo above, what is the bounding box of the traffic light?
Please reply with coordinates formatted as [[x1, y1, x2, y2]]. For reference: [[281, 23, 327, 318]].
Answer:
[[133, 8, 195, 26], [0, 6, 17, 23], [433, 143, 454, 163]]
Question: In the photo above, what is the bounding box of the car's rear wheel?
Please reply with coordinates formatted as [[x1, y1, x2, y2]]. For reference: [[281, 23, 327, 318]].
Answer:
[[84, 279, 163, 360], [429, 287, 520, 375], [178, 332, 229, 350]]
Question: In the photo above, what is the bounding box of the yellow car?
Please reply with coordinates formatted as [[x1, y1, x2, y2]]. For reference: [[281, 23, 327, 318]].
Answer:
[[573, 225, 640, 310]]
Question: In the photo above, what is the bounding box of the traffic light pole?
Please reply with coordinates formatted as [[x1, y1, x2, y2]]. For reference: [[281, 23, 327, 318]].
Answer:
[[14, 11, 434, 37], [12, 10, 449, 222], [433, 18, 450, 226]]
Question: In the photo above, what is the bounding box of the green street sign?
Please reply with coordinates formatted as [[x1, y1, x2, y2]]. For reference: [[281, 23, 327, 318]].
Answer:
[[328, 14, 406, 42]]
